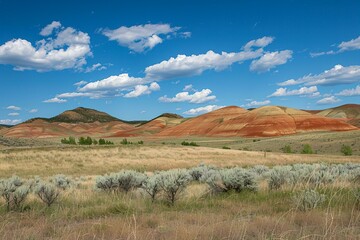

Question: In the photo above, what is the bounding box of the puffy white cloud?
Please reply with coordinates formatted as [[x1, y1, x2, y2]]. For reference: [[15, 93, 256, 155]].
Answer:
[[269, 86, 319, 97], [183, 105, 224, 115], [159, 89, 216, 104], [84, 63, 107, 73], [124, 82, 160, 98], [0, 22, 91, 71], [103, 23, 182, 52], [43, 97, 67, 103], [278, 65, 360, 86], [80, 73, 146, 92], [145, 49, 263, 81], [242, 100, 271, 108], [8, 112, 19, 116], [250, 50, 292, 72], [40, 21, 61, 36], [316, 96, 341, 105], [336, 85, 360, 96], [0, 119, 21, 125], [6, 105, 21, 111], [29, 109, 38, 113], [243, 36, 274, 50]]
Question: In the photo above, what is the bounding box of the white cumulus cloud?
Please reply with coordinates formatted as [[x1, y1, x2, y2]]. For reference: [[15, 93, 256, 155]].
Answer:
[[40, 21, 61, 36], [243, 36, 274, 50], [242, 100, 271, 108], [183, 105, 224, 115], [316, 96, 341, 105], [159, 89, 216, 104], [29, 109, 38, 113], [8, 112, 19, 116], [124, 82, 160, 98], [0, 119, 21, 125], [250, 50, 293, 72], [80, 73, 145, 92], [145, 49, 263, 81], [6, 105, 21, 111], [269, 86, 319, 97], [0, 21, 91, 71], [103, 23, 183, 53], [336, 85, 360, 96], [278, 65, 360, 86]]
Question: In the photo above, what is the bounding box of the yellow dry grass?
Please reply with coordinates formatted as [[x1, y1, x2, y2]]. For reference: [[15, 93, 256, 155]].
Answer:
[[1, 145, 359, 177]]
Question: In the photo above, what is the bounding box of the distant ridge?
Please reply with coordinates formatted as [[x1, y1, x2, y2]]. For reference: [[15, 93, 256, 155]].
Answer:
[[304, 104, 360, 127], [25, 107, 122, 124], [2, 104, 358, 138]]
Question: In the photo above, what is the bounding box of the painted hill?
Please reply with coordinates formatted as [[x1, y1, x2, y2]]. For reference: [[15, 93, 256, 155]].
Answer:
[[25, 107, 121, 124], [315, 104, 360, 127], [157, 106, 358, 137], [1, 105, 358, 139], [111, 113, 185, 137]]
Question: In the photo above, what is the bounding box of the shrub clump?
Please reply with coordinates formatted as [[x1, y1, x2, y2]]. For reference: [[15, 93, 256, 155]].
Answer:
[[96, 170, 146, 193], [0, 176, 30, 211], [34, 182, 60, 207], [293, 189, 325, 211], [203, 167, 258, 193], [61, 136, 76, 145], [281, 145, 292, 153], [301, 144, 313, 154], [181, 141, 199, 146], [341, 145, 352, 156], [141, 174, 161, 202], [157, 169, 192, 205], [51, 174, 73, 190]]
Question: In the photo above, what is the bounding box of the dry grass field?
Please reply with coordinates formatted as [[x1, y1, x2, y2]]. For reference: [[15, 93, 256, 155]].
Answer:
[[0, 133, 360, 239]]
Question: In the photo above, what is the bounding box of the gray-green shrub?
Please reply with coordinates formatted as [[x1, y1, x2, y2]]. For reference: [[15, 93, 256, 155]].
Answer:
[[203, 167, 258, 193], [95, 170, 146, 193], [293, 189, 325, 211], [141, 174, 161, 202], [0, 176, 30, 211], [157, 169, 192, 205], [34, 182, 60, 207]]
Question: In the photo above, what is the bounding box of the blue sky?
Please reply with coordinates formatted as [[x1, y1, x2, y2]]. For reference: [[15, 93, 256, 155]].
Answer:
[[0, 0, 359, 124]]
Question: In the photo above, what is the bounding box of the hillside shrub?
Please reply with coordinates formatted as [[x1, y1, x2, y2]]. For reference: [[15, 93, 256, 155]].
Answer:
[[78, 136, 93, 145], [341, 145, 352, 156], [157, 169, 192, 205], [181, 141, 199, 146], [34, 182, 60, 207], [293, 189, 325, 211], [222, 146, 231, 149], [121, 138, 132, 145], [301, 144, 313, 154], [98, 138, 114, 145], [281, 145, 292, 153], [61, 136, 76, 145]]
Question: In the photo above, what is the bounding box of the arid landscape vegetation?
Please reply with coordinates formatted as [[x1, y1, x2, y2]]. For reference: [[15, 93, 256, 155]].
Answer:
[[1, 1, 360, 239], [0, 104, 360, 239]]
